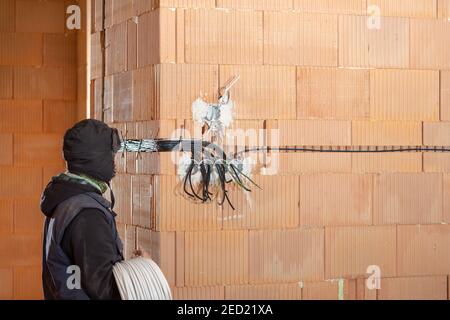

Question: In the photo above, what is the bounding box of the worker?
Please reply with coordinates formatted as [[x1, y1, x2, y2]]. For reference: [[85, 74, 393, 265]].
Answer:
[[40, 119, 124, 300]]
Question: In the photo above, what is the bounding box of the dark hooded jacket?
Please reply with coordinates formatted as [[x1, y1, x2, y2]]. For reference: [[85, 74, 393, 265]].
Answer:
[[41, 175, 123, 300]]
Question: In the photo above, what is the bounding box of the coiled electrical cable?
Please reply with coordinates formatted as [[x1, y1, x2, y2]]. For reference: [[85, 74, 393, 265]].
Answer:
[[112, 257, 172, 300]]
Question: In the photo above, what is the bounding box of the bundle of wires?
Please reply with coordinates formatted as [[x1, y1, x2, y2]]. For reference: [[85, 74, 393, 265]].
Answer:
[[112, 257, 172, 300]]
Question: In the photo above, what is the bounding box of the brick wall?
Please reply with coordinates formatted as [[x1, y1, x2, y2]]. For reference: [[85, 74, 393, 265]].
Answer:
[[92, 0, 450, 300], [0, 0, 80, 299]]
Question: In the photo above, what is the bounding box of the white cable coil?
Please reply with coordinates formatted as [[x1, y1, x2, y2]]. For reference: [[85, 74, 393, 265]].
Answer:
[[112, 257, 172, 300]]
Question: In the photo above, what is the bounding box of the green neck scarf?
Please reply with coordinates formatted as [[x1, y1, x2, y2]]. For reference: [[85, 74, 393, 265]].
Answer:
[[64, 172, 109, 194]]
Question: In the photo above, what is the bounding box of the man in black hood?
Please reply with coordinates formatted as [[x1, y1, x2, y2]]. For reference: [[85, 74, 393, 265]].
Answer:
[[40, 119, 124, 300]]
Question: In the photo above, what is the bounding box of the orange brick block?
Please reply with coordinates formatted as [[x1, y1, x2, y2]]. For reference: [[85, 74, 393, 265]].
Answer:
[[16, 0, 64, 33], [105, 21, 127, 76], [184, 9, 263, 65], [443, 174, 450, 222], [264, 12, 337, 66], [353, 153, 422, 173], [43, 100, 77, 133], [184, 231, 249, 286], [339, 16, 409, 68], [90, 32, 102, 80], [352, 121, 422, 146], [159, 64, 219, 119], [131, 175, 153, 229], [111, 174, 132, 225], [277, 153, 352, 174], [249, 228, 324, 283], [373, 173, 442, 225], [13, 266, 43, 300], [0, 66, 13, 98], [297, 67, 369, 120], [13, 134, 63, 166], [153, 175, 221, 231], [370, 69, 439, 121], [0, 268, 13, 299], [410, 19, 450, 69], [441, 71, 450, 121], [173, 286, 225, 300], [272, 120, 351, 146], [220, 65, 296, 120], [223, 175, 299, 230], [127, 20, 137, 71], [439, 0, 450, 18], [0, 33, 42, 66], [14, 67, 64, 99], [43, 34, 77, 67], [112, 71, 133, 122], [302, 280, 356, 300], [0, 200, 13, 234], [112, 0, 133, 25], [0, 167, 42, 198], [300, 174, 372, 227], [293, 0, 366, 14], [397, 225, 450, 276], [377, 276, 447, 300], [132, 66, 156, 121], [0, 233, 42, 267], [0, 0, 14, 32], [424, 122, 450, 146], [159, 0, 215, 7], [368, 0, 437, 18], [225, 283, 302, 300], [217, 0, 292, 10], [325, 226, 396, 278], [13, 198, 44, 234], [138, 9, 176, 66], [424, 154, 450, 172], [0, 133, 13, 166]]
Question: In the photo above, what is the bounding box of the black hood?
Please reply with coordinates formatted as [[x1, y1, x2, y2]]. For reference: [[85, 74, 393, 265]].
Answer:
[[40, 175, 102, 218]]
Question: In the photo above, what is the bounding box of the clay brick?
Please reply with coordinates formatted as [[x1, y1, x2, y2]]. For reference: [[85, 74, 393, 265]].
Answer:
[[352, 121, 422, 146], [220, 65, 296, 120], [112, 71, 133, 122], [16, 0, 64, 33], [0, 233, 42, 267], [153, 175, 222, 231], [225, 283, 302, 300], [293, 0, 366, 14], [356, 277, 377, 300], [398, 225, 450, 276], [424, 154, 450, 173], [368, 0, 437, 18], [184, 230, 249, 286], [424, 122, 450, 146], [264, 12, 337, 66], [132, 66, 156, 121], [272, 120, 351, 146], [223, 175, 299, 230], [90, 32, 102, 80], [112, 0, 133, 25], [43, 34, 77, 67], [442, 71, 450, 121], [374, 173, 442, 225], [339, 16, 409, 68], [377, 276, 447, 300], [0, 66, 13, 98], [42, 165, 65, 189], [132, 175, 153, 229], [0, 134, 13, 166], [370, 69, 439, 121], [173, 286, 225, 300], [443, 174, 450, 222], [159, 64, 219, 120], [0, 200, 13, 234], [184, 9, 263, 64], [325, 226, 396, 278], [14, 134, 63, 166], [14, 67, 64, 99], [63, 67, 77, 101], [104, 0, 113, 28], [175, 231, 185, 287], [218, 0, 292, 10], [352, 153, 422, 173], [300, 174, 372, 227], [439, 0, 450, 18], [302, 280, 356, 300], [13, 266, 43, 300], [138, 9, 176, 66], [159, 0, 216, 7], [0, 0, 14, 32], [105, 21, 127, 76], [277, 153, 352, 174], [249, 228, 324, 283], [93, 0, 104, 31], [111, 174, 132, 225], [14, 198, 44, 234], [136, 228, 176, 286], [410, 19, 450, 69], [127, 20, 137, 71], [0, 268, 13, 299], [0, 33, 42, 66], [0, 167, 42, 198], [43, 100, 77, 133], [0, 100, 42, 133], [297, 67, 369, 120]]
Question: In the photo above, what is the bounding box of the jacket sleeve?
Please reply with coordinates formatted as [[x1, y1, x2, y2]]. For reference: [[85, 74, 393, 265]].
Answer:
[[61, 208, 123, 300]]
